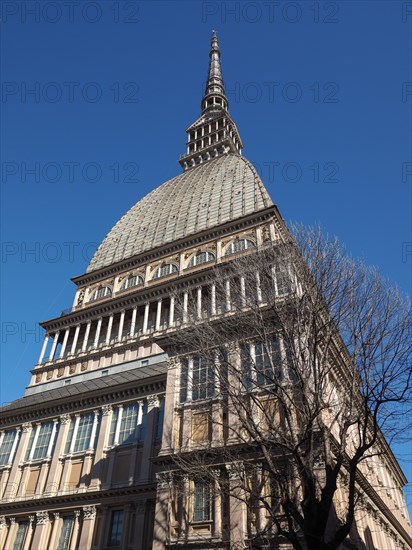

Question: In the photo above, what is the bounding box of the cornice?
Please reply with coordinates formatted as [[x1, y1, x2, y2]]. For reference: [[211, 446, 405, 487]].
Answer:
[[71, 206, 277, 287], [0, 483, 157, 515], [0, 370, 166, 427]]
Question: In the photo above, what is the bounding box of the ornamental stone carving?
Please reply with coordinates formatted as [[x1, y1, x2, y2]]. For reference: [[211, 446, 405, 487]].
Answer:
[[9, 517, 15, 526], [76, 289, 85, 306], [36, 511, 49, 525], [53, 512, 60, 521], [135, 500, 146, 514], [60, 414, 71, 425], [29, 515, 35, 524], [168, 356, 180, 369], [57, 367, 64, 377], [102, 404, 113, 416], [22, 422, 33, 433], [147, 395, 160, 408], [74, 510, 81, 519], [83, 505, 96, 520], [81, 362, 88, 372], [46, 370, 53, 380], [0, 516, 5, 529], [69, 364, 76, 375]]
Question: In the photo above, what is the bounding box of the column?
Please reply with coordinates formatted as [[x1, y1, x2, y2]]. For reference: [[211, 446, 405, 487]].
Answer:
[[78, 505, 96, 550], [211, 284, 216, 316], [105, 314, 114, 345], [93, 318, 103, 347], [70, 324, 81, 355], [46, 419, 59, 458], [90, 405, 112, 489], [128, 401, 143, 484], [143, 303, 150, 334], [240, 276, 246, 307], [94, 508, 109, 549], [3, 518, 16, 550], [227, 465, 247, 548], [45, 414, 71, 495], [8, 428, 21, 465], [121, 504, 133, 550], [69, 415, 81, 454], [155, 299, 162, 331], [88, 410, 100, 450], [48, 513, 61, 549], [28, 423, 41, 461], [69, 510, 81, 550], [159, 361, 178, 455], [256, 271, 262, 303], [130, 306, 137, 337], [49, 331, 60, 361], [82, 321, 91, 352], [225, 279, 231, 311], [0, 517, 7, 549], [213, 474, 222, 538], [114, 405, 123, 446], [169, 296, 175, 326], [152, 475, 169, 550], [133, 500, 146, 550], [197, 287, 202, 319], [183, 291, 188, 323], [140, 396, 159, 482], [31, 511, 51, 550], [118, 310, 125, 340], [22, 515, 35, 550], [3, 426, 24, 499], [60, 328, 70, 358], [38, 334, 49, 364]]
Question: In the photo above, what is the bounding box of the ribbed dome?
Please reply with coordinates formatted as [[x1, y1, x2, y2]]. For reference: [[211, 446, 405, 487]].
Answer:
[[87, 154, 273, 273]]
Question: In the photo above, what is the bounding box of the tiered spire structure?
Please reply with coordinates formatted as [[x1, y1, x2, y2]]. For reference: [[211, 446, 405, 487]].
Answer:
[[179, 31, 243, 171]]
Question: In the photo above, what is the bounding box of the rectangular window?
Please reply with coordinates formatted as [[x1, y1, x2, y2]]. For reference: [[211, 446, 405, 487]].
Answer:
[[241, 344, 253, 389], [193, 481, 211, 522], [108, 510, 124, 546], [0, 429, 17, 466], [12, 521, 28, 550], [65, 413, 99, 453], [118, 403, 138, 445], [24, 421, 56, 461], [255, 338, 281, 386], [273, 265, 291, 296], [57, 516, 74, 550], [32, 421, 54, 460], [179, 358, 188, 403], [192, 356, 214, 401], [74, 413, 94, 452]]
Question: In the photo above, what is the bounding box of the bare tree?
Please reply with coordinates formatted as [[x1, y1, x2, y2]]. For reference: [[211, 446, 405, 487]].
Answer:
[[159, 225, 412, 550]]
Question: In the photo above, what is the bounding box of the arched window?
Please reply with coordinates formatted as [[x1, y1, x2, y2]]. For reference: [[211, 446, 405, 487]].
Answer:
[[152, 263, 178, 280], [188, 251, 215, 268], [225, 238, 255, 256], [89, 286, 112, 302], [121, 274, 144, 290]]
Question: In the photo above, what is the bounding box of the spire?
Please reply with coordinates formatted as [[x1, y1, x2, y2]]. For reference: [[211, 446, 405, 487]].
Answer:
[[202, 30, 228, 113], [179, 31, 243, 171]]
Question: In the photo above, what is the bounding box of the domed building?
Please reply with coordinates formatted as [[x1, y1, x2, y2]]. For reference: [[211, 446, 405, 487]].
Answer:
[[0, 33, 411, 550]]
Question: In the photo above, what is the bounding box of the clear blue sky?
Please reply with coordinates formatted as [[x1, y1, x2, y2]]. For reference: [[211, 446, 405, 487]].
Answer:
[[1, 0, 411, 505]]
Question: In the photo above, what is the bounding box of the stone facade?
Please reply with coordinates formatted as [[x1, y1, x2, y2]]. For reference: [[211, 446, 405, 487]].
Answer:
[[1, 33, 411, 550]]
